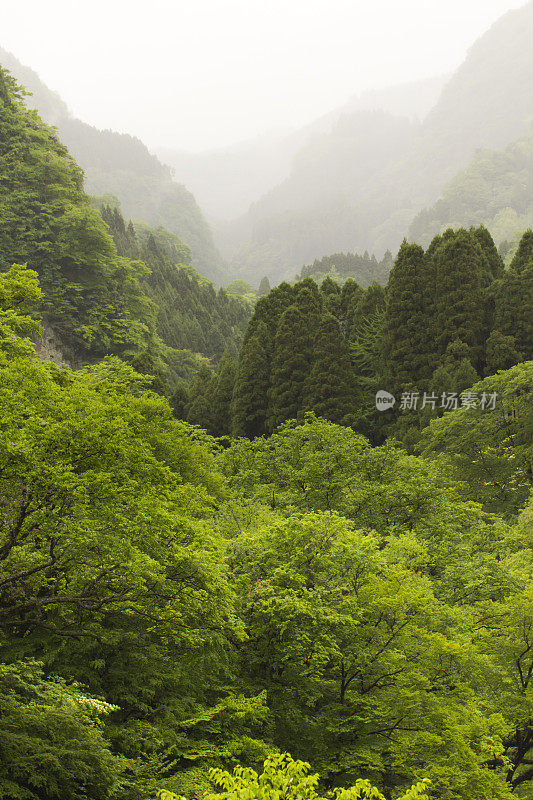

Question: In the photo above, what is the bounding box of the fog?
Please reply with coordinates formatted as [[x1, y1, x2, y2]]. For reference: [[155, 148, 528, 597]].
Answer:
[[2, 0, 524, 152]]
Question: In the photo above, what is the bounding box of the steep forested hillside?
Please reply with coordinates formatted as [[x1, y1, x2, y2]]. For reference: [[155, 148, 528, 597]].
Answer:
[[158, 75, 446, 222], [0, 47, 226, 282], [227, 110, 416, 283], [409, 127, 533, 249], [222, 1, 533, 284], [99, 203, 250, 361], [0, 67, 249, 390], [0, 67, 158, 362]]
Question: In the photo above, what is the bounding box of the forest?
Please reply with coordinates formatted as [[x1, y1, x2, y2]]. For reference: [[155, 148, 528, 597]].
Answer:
[[0, 12, 532, 800]]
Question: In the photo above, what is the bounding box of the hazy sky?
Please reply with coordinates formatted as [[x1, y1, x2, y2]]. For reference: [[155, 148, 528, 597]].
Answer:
[[1, 0, 525, 152]]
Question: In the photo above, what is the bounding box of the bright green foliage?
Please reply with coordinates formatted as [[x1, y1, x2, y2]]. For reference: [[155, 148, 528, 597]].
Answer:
[[419, 362, 533, 516], [222, 508, 513, 795], [0, 315, 268, 796], [0, 660, 119, 800], [0, 263, 43, 356], [158, 754, 430, 800], [0, 69, 156, 359]]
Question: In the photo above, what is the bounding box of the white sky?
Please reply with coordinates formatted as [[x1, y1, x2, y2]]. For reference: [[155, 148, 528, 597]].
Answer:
[[0, 0, 525, 152]]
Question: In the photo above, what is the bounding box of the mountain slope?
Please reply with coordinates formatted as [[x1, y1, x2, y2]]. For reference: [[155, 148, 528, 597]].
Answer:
[[228, 109, 417, 283], [408, 127, 533, 250], [224, 0, 533, 284], [0, 47, 226, 282], [158, 75, 446, 223]]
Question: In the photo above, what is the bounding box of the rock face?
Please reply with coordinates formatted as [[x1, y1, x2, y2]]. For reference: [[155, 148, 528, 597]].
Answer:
[[34, 325, 68, 367]]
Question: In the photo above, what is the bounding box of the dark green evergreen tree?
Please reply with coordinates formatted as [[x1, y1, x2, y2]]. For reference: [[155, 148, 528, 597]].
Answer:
[[266, 305, 313, 431], [382, 241, 433, 390], [258, 276, 271, 296], [170, 380, 189, 420], [430, 340, 480, 396], [509, 228, 533, 272], [212, 352, 237, 436], [485, 330, 524, 374], [131, 350, 170, 396], [186, 366, 216, 431], [302, 313, 360, 426], [231, 320, 272, 437], [432, 229, 486, 370], [493, 254, 533, 361], [471, 225, 505, 280], [340, 279, 364, 340]]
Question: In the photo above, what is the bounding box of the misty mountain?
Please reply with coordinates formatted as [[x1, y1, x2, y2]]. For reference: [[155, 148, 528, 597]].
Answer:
[[223, 0, 533, 285], [158, 75, 446, 223], [408, 125, 533, 251], [0, 47, 226, 283]]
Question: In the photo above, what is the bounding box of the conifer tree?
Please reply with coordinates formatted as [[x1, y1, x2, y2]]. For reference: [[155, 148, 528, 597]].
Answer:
[[258, 276, 271, 296], [170, 380, 189, 420], [266, 305, 312, 431], [382, 241, 433, 390], [186, 365, 216, 431], [430, 340, 480, 396], [509, 229, 533, 273], [471, 224, 504, 280], [432, 229, 486, 370], [302, 313, 360, 426], [493, 255, 533, 360], [485, 330, 524, 374], [212, 352, 237, 436], [232, 320, 272, 437], [320, 276, 342, 317], [340, 279, 364, 340]]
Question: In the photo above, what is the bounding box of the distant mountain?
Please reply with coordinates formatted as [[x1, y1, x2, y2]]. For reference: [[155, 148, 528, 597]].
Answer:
[[408, 126, 533, 251], [157, 76, 446, 223], [222, 0, 533, 285], [228, 109, 417, 283], [0, 47, 226, 283]]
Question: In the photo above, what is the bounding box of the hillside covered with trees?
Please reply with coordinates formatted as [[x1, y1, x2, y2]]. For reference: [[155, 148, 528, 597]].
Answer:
[[0, 47, 226, 283], [1, 9, 533, 800]]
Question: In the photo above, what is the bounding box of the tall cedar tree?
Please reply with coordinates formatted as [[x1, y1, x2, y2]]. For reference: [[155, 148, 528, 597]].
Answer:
[[258, 276, 271, 296], [212, 352, 237, 436], [232, 320, 272, 437], [493, 230, 533, 360], [382, 241, 433, 390], [302, 313, 360, 425], [509, 228, 533, 272], [471, 225, 505, 281], [432, 229, 486, 371], [266, 305, 313, 432], [186, 365, 216, 432]]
